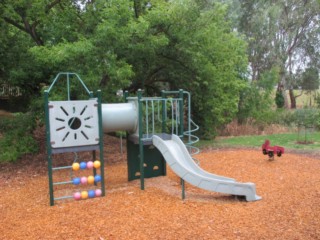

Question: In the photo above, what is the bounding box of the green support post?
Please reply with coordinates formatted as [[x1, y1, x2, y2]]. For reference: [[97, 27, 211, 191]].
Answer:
[[67, 74, 70, 100], [179, 89, 185, 200], [124, 91, 129, 102], [161, 91, 167, 176], [44, 90, 55, 206], [92, 150, 97, 186], [97, 90, 106, 196], [137, 89, 145, 190], [161, 90, 166, 133], [179, 89, 184, 137], [124, 90, 131, 182]]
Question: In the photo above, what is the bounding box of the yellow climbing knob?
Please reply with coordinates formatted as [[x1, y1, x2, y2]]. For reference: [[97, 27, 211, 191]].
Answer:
[[93, 160, 101, 169], [72, 162, 80, 171]]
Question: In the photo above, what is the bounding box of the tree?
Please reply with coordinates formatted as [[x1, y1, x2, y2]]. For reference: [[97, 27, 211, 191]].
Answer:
[[301, 67, 319, 106], [137, 0, 248, 137], [0, 17, 47, 101], [301, 67, 319, 91], [0, 0, 75, 46], [237, 67, 279, 124], [0, 0, 90, 100], [234, 0, 320, 108], [0, 0, 248, 139]]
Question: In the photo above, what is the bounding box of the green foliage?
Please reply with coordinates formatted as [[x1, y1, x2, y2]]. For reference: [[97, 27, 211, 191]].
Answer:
[[28, 0, 137, 102], [301, 67, 319, 91], [273, 109, 295, 126], [27, 0, 248, 138], [275, 90, 285, 108], [233, 0, 320, 109], [0, 113, 38, 162], [315, 93, 320, 108], [164, 1, 248, 138], [293, 108, 320, 129], [1, 0, 249, 144], [237, 68, 279, 126], [262, 108, 320, 131]]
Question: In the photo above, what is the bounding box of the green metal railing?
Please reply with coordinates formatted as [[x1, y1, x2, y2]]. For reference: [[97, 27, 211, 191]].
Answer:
[[126, 90, 199, 154], [161, 90, 200, 155], [125, 89, 199, 198], [139, 97, 183, 140]]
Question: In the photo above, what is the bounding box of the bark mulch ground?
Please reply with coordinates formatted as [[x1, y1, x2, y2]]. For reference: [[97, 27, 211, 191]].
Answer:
[[0, 135, 319, 239]]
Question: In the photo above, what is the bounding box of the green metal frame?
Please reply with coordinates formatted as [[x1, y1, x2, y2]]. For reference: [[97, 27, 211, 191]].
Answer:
[[44, 72, 105, 206], [124, 89, 190, 199], [137, 90, 145, 190], [44, 91, 54, 205], [160, 90, 185, 198], [178, 89, 185, 199]]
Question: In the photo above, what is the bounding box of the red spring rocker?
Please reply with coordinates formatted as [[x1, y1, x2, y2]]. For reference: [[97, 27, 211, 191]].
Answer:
[[262, 140, 284, 160]]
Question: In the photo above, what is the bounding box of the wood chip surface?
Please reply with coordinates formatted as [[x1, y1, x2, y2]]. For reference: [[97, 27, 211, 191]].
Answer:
[[0, 136, 319, 239]]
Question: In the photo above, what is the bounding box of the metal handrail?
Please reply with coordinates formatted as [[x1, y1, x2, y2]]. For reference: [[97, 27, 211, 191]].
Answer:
[[184, 119, 200, 155]]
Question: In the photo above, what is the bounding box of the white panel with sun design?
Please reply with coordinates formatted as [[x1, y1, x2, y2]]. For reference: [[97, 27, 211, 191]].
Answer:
[[48, 100, 99, 148]]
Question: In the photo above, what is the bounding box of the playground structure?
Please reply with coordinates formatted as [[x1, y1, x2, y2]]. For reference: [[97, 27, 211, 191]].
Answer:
[[262, 140, 285, 160], [44, 73, 106, 206], [45, 72, 261, 206]]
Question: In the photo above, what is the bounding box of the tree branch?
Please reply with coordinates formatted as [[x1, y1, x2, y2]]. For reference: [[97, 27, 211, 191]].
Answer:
[[144, 66, 166, 85], [295, 91, 304, 98], [160, 53, 196, 76], [18, 12, 43, 46], [45, 0, 62, 14], [3, 17, 27, 33]]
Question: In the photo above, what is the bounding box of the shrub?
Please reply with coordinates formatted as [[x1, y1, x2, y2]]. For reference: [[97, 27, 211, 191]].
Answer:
[[275, 90, 285, 108], [0, 113, 38, 162], [292, 108, 320, 130], [315, 94, 320, 109], [237, 68, 279, 125]]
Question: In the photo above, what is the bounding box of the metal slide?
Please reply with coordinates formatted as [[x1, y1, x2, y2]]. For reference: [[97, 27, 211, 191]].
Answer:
[[152, 135, 262, 201]]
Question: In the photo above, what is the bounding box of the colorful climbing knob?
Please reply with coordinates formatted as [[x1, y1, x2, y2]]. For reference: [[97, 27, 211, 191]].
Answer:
[[87, 161, 94, 169], [81, 191, 88, 199], [73, 177, 81, 185], [94, 175, 101, 183], [93, 160, 101, 169], [80, 176, 88, 185], [80, 162, 87, 170], [95, 189, 102, 197], [88, 190, 95, 198], [87, 175, 94, 184], [73, 192, 81, 200], [72, 162, 80, 171]]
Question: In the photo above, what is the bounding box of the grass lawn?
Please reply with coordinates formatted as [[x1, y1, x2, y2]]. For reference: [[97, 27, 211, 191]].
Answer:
[[199, 132, 320, 151]]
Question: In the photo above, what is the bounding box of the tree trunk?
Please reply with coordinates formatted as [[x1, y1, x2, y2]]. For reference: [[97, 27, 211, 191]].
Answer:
[[133, 0, 142, 18], [278, 75, 289, 109], [281, 90, 289, 109], [289, 89, 296, 109]]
